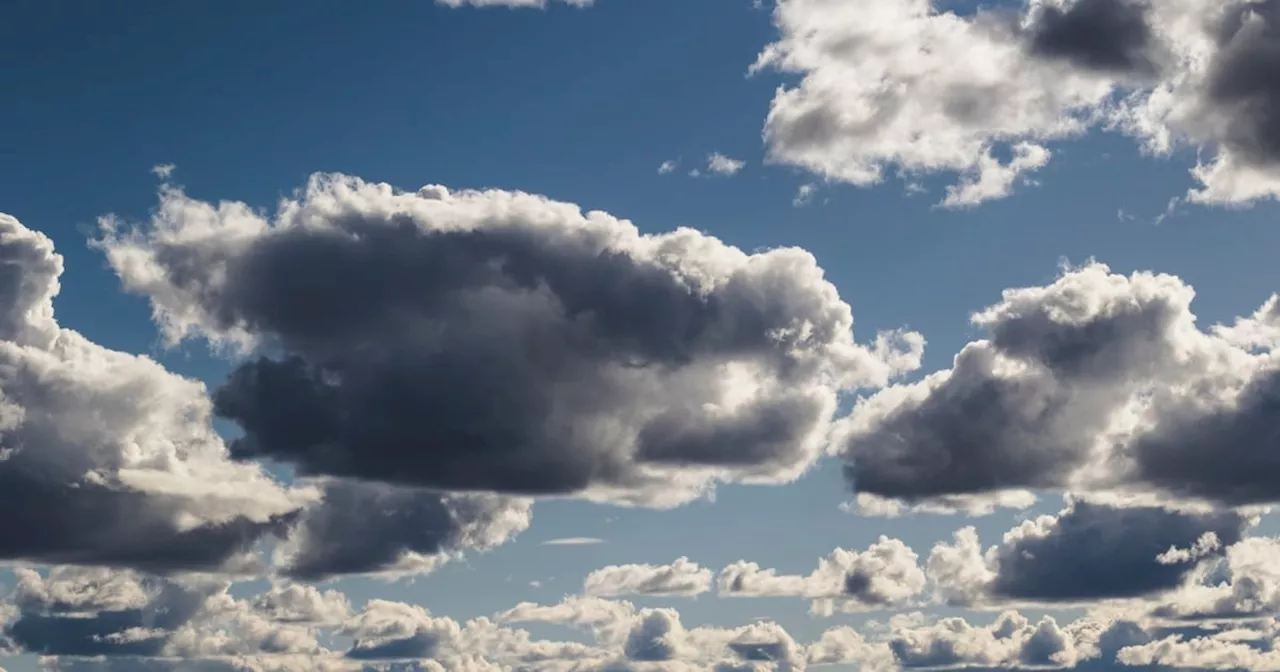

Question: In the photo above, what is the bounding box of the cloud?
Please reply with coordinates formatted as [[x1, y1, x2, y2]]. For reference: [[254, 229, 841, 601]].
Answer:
[[584, 557, 713, 597], [98, 173, 922, 509], [275, 481, 530, 581], [717, 536, 926, 613], [1154, 535, 1280, 621], [839, 261, 1280, 510], [25, 577, 1280, 670], [928, 499, 1247, 607], [658, 160, 678, 175], [541, 537, 605, 546], [0, 212, 307, 574], [706, 153, 746, 176], [792, 183, 818, 207], [755, 0, 1280, 206]]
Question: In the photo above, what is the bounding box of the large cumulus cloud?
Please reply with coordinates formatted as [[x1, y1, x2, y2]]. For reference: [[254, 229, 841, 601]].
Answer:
[[0, 213, 305, 573], [755, 0, 1280, 206], [97, 173, 922, 507], [840, 261, 1280, 510]]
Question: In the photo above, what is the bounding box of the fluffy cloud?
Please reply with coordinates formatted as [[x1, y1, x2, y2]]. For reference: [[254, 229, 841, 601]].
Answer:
[[1154, 536, 1280, 621], [98, 173, 922, 508], [717, 536, 926, 614], [755, 0, 1280, 205], [706, 153, 746, 177], [928, 499, 1247, 607], [839, 261, 1280, 510], [22, 576, 1280, 671], [0, 212, 306, 574], [275, 481, 530, 581], [584, 557, 714, 597]]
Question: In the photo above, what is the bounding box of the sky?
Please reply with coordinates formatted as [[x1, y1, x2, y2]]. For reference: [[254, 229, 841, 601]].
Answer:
[[2, 0, 1280, 670]]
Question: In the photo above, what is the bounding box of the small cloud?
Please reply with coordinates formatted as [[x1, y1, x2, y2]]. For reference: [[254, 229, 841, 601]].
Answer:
[[529, 580, 543, 588], [707, 152, 745, 176], [1154, 196, 1181, 225], [541, 537, 605, 546], [793, 183, 818, 207], [1117, 209, 1135, 222], [658, 160, 678, 175], [151, 163, 176, 179]]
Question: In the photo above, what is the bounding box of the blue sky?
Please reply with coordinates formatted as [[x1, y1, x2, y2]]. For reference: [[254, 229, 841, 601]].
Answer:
[[4, 0, 1280, 670]]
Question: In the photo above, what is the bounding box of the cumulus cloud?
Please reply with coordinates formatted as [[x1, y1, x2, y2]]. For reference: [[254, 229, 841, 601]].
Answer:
[[839, 261, 1280, 510], [717, 536, 926, 613], [584, 557, 713, 598], [0, 566, 335, 665], [0, 212, 306, 574], [20, 578, 1275, 671], [755, 0, 1280, 206], [1154, 536, 1280, 621], [275, 481, 530, 581], [98, 173, 922, 509], [928, 499, 1246, 607]]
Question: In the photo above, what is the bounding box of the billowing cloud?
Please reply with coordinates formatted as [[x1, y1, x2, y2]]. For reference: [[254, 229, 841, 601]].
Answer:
[[928, 500, 1247, 607], [717, 536, 926, 613], [1154, 535, 1280, 621], [0, 213, 306, 574], [755, 0, 1280, 205], [839, 261, 1280, 510], [276, 481, 530, 581], [584, 557, 713, 597], [98, 173, 922, 508]]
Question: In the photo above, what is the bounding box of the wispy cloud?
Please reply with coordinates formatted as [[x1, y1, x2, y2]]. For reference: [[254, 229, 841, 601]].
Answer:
[[706, 152, 745, 176], [540, 537, 605, 546]]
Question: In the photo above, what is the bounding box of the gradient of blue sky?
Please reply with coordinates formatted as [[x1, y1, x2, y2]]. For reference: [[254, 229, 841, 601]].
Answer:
[[3, 0, 1280, 670]]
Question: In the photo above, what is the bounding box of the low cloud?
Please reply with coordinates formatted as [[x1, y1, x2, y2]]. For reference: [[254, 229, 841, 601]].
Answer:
[[584, 557, 713, 597], [99, 173, 922, 509], [839, 261, 1280, 510]]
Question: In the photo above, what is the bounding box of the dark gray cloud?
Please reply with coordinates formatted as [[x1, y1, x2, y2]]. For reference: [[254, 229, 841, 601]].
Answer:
[[1200, 0, 1280, 167], [100, 175, 919, 507], [843, 263, 1190, 502], [281, 481, 529, 580], [347, 631, 442, 661], [988, 502, 1244, 601], [841, 262, 1280, 509], [0, 213, 302, 573], [1129, 364, 1280, 505], [1025, 0, 1162, 75]]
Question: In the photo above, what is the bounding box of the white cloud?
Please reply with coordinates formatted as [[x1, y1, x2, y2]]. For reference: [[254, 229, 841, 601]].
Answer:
[[584, 557, 713, 597], [755, 0, 1280, 206], [658, 159, 678, 175], [706, 152, 746, 176], [541, 537, 605, 546], [717, 536, 926, 613]]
